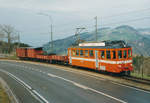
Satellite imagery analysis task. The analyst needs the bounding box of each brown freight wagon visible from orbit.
[26,47,43,59]
[16,48,27,59]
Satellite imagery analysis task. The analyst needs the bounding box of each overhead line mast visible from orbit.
[95,16,98,42]
[50,22,53,53]
[18,33,20,48]
[75,27,86,44]
[37,13,53,53]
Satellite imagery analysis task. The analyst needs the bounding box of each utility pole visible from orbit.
[75,27,86,44]
[7,32,11,54]
[95,16,98,42]
[38,13,53,53]
[18,33,20,48]
[50,23,53,53]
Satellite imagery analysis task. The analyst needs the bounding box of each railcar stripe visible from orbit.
[70,57,132,64]
[71,57,96,61]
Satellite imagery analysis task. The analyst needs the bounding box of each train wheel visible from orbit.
[121,71,131,76]
[127,71,131,76]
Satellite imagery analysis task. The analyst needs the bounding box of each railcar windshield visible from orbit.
[124,50,127,58]
[117,48,131,59]
[128,49,132,57]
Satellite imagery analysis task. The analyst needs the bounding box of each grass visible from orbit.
[0,84,10,103]
[7,54,18,60]
[0,53,18,60]
[131,72,150,80]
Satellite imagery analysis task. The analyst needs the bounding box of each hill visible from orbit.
[43,25,150,56]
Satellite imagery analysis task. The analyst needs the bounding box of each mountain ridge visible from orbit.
[43,25,150,56]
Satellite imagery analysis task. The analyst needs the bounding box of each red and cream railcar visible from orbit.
[68,41,133,74]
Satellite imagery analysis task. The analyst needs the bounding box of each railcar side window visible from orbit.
[101,51,105,59]
[76,50,79,56]
[85,50,88,57]
[72,50,76,56]
[106,50,111,59]
[112,51,116,59]
[80,50,84,56]
[89,50,94,57]
[128,49,131,57]
[118,50,122,59]
[124,50,127,58]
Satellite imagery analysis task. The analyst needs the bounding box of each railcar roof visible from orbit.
[70,45,131,49]
[70,40,131,49]
[17,47,43,50]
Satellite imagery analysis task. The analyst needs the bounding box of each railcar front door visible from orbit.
[95,50,99,69]
[69,49,72,64]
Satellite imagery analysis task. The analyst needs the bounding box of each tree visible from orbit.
[0,24,18,53]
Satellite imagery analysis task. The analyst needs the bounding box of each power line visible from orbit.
[35,8,150,32]
[102,16,150,26]
[67,7,150,29]
[34,16,150,39]
[102,8,150,19]
[35,8,150,40]
[82,16,150,29]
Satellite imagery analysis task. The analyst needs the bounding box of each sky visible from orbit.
[0,0,150,46]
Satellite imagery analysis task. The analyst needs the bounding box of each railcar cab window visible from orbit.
[106,50,111,59]
[76,50,79,56]
[112,50,116,59]
[84,50,88,57]
[101,50,105,59]
[124,50,127,58]
[80,50,84,56]
[118,50,122,59]
[89,50,94,57]
[128,49,131,58]
[72,50,76,56]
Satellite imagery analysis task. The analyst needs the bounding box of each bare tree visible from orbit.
[0,24,18,53]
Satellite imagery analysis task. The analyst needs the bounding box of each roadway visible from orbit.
[0,60,150,103]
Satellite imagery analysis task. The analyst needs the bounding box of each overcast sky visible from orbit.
[0,0,150,46]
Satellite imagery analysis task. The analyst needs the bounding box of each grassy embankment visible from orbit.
[132,56,150,80]
[0,52,18,60]
[0,83,10,103]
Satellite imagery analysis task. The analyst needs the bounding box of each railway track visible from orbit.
[122,76,150,85]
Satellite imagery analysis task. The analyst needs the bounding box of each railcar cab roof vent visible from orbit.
[102,40,129,48]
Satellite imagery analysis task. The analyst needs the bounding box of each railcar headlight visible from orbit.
[118,65,121,67]
[130,64,133,66]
